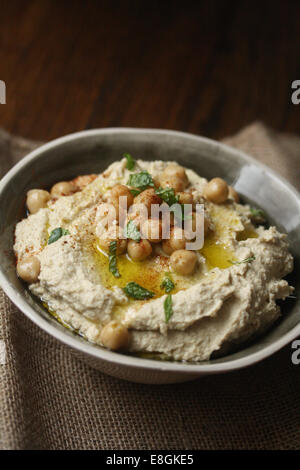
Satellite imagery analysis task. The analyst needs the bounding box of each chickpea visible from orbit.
[153,176,161,188]
[72,174,97,190]
[100,321,129,351]
[176,192,194,205]
[17,256,40,283]
[160,175,186,193]
[26,189,50,214]
[127,239,152,261]
[228,186,239,203]
[170,250,197,275]
[141,218,162,243]
[107,185,134,227]
[162,240,173,256]
[163,164,188,180]
[133,188,161,215]
[203,177,229,204]
[110,184,134,208]
[162,227,187,255]
[97,225,127,254]
[50,181,77,198]
[159,164,189,192]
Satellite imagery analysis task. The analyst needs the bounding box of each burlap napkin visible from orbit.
[0,123,299,450]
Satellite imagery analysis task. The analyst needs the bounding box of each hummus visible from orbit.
[14,157,294,361]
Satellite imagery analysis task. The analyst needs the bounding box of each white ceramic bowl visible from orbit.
[0,128,299,383]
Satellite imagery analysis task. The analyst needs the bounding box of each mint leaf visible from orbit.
[130,188,142,197]
[160,275,175,293]
[48,227,70,244]
[109,241,121,278]
[127,171,154,191]
[231,256,256,265]
[164,294,173,323]
[123,282,154,300]
[155,187,179,206]
[250,207,265,219]
[125,220,141,242]
[124,152,135,170]
[154,187,193,222]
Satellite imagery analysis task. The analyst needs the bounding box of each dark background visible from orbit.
[0,0,299,141]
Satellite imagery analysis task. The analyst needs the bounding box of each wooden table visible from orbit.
[0,0,299,142]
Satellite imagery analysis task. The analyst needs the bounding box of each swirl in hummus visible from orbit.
[14,156,294,361]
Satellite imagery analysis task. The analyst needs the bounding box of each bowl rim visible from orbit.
[0,126,299,376]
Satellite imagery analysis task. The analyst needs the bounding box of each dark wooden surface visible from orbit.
[0,0,299,142]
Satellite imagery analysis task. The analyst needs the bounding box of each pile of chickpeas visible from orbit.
[98,166,240,352]
[16,163,239,352]
[97,164,238,277]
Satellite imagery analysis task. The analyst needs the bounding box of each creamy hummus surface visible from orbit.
[14,156,294,361]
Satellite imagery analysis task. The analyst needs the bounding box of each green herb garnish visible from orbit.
[48,227,70,244]
[155,187,179,206]
[231,256,256,265]
[125,220,141,242]
[109,241,121,278]
[130,188,142,197]
[127,171,154,191]
[164,294,173,323]
[124,152,135,170]
[154,186,192,222]
[250,207,265,219]
[160,275,175,293]
[123,282,155,300]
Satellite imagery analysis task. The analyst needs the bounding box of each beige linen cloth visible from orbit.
[0,122,299,450]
